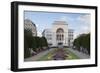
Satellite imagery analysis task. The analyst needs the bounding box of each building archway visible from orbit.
[56,28,64,47]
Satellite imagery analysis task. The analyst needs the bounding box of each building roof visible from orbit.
[53,21,68,25]
[24,19,36,27]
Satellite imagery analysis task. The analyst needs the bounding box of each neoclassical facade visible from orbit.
[24,19,37,36]
[42,21,73,47]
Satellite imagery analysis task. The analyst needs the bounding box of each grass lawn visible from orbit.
[37,48,57,61]
[64,48,79,59]
[37,48,79,61]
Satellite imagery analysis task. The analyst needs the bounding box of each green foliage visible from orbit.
[31,37,37,50]
[73,33,90,55]
[31,37,48,50]
[24,29,33,58]
[24,29,48,58]
[24,29,33,47]
[24,39,31,58]
[41,37,48,47]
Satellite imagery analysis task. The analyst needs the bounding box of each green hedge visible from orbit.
[73,33,90,55]
[24,29,48,58]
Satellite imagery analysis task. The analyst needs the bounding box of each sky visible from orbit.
[24,11,90,39]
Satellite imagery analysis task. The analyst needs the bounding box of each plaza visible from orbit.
[24,48,90,61]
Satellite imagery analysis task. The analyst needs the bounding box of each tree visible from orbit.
[24,29,49,58]
[73,33,90,55]
[24,29,33,58]
[31,37,48,52]
[31,37,37,51]
[41,37,48,47]
[24,29,33,48]
[24,37,31,58]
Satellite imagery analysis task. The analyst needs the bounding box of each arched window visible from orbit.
[56,28,64,33]
[56,28,64,41]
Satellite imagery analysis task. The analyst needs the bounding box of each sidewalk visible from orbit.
[24,48,55,61]
[66,48,90,59]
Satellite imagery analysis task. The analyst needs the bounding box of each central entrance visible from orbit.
[58,42,63,48]
[56,28,64,48]
[58,42,63,45]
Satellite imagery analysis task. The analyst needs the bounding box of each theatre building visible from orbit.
[42,21,73,47]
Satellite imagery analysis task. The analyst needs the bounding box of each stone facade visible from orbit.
[24,19,37,36]
[42,21,73,47]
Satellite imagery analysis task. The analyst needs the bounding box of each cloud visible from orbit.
[77,14,90,31]
[60,16,67,21]
[77,14,90,26]
[73,14,91,39]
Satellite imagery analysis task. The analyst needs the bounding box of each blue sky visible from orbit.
[24,11,90,39]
